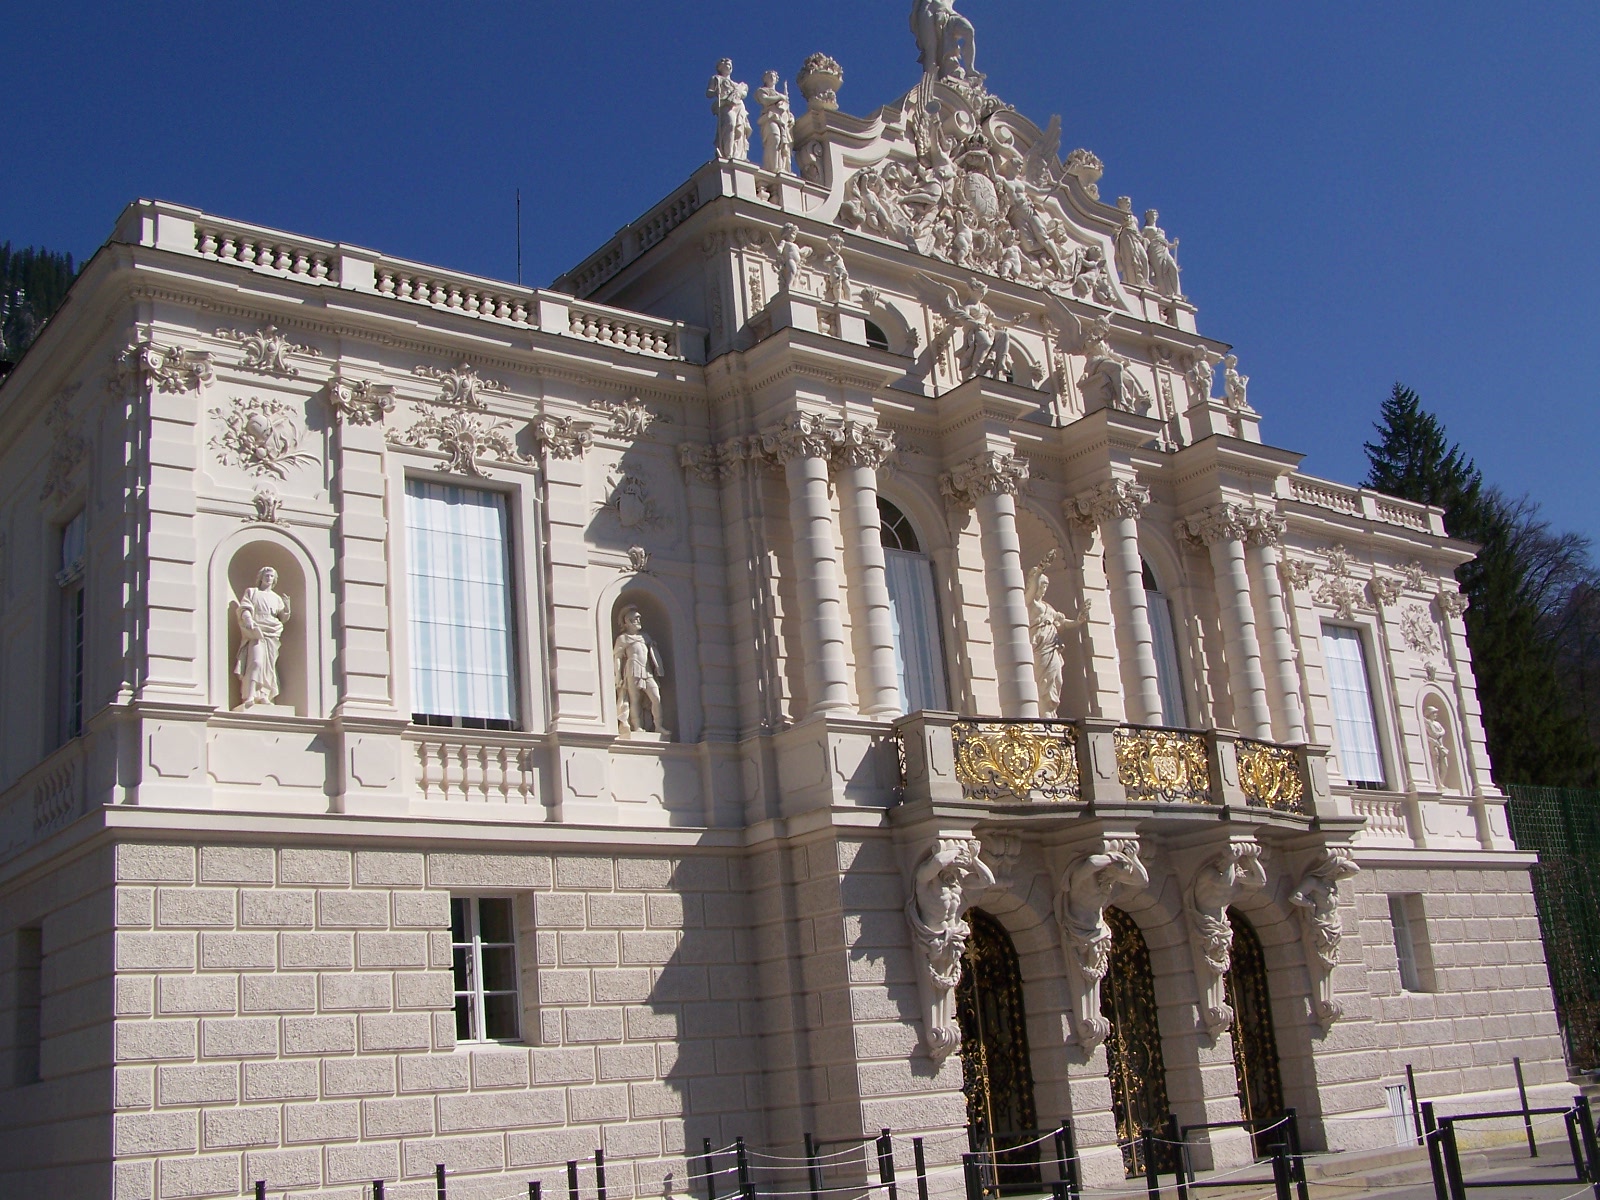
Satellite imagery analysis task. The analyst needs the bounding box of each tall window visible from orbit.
[1143,561,1187,727]
[57,512,87,742]
[405,480,517,729]
[450,897,520,1042]
[1321,624,1386,787]
[12,927,42,1085]
[1388,894,1431,992]
[880,499,948,714]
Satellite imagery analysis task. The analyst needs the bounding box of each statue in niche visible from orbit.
[234,566,290,709]
[1114,197,1150,288]
[614,606,669,740]
[754,71,795,174]
[1424,704,1452,789]
[1142,210,1182,299]
[707,59,752,162]
[818,234,851,305]
[1222,354,1252,411]
[1026,552,1088,717]
[910,0,977,82]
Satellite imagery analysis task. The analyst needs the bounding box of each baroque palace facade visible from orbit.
[0,10,1567,1198]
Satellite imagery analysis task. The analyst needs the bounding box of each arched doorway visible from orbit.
[1102,907,1175,1177]
[956,910,1040,1191]
[1225,909,1286,1156]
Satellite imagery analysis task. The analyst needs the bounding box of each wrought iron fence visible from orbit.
[951,720,1080,803]
[1114,726,1213,806]
[1236,740,1309,815]
[1506,785,1600,1073]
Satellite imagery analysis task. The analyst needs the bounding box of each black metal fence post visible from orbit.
[532,1182,542,1200]
[1059,1119,1081,1200]
[1407,1063,1424,1146]
[596,1148,608,1200]
[1049,1125,1066,1200]
[704,1138,718,1200]
[1163,1114,1188,1200]
[1576,1094,1600,1197]
[736,1136,755,1200]
[568,1159,581,1200]
[805,1133,823,1200]
[1565,1110,1586,1181]
[1142,1129,1159,1200]
[1271,1151,1292,1200]
[437,1163,448,1200]
[913,1135,929,1200]
[961,1153,980,1200]
[1285,1107,1309,1200]
[1421,1102,1447,1200]
[256,1182,266,1200]
[1514,1056,1538,1157]
[374,1181,385,1200]
[1440,1120,1467,1200]
[877,1129,898,1200]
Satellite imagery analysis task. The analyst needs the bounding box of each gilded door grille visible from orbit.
[1224,909,1286,1156]
[956,910,1041,1193]
[1102,907,1175,1177]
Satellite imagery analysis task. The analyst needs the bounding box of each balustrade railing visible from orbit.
[1113,725,1214,806]
[409,731,540,807]
[951,719,1080,803]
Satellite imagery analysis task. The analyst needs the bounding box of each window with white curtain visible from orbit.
[1143,561,1188,727]
[1322,624,1386,786]
[405,480,517,729]
[880,499,948,715]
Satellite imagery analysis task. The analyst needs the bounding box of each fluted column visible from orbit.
[1069,480,1162,725]
[941,451,1038,719]
[836,422,902,718]
[1246,512,1308,743]
[1177,503,1272,740]
[763,414,852,716]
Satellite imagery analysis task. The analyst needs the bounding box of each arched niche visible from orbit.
[596,573,702,743]
[209,528,325,718]
[1015,501,1089,718]
[1417,689,1463,793]
[862,297,917,357]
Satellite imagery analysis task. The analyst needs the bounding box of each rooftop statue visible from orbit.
[707,59,752,162]
[754,71,795,174]
[911,0,977,82]
[1142,209,1182,299]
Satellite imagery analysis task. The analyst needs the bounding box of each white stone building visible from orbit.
[0,12,1567,1199]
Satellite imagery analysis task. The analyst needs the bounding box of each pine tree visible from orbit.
[1363,385,1599,787]
[0,243,77,368]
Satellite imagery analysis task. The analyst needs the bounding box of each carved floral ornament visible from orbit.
[1288,848,1360,1030]
[532,415,594,461]
[389,410,527,479]
[1400,605,1442,657]
[217,325,321,377]
[39,386,87,503]
[209,397,320,480]
[904,836,994,1062]
[939,449,1028,507]
[1065,477,1149,529]
[590,396,655,440]
[413,361,507,409]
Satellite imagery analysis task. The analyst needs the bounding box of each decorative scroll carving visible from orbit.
[598,464,661,530]
[1368,575,1404,607]
[532,415,594,460]
[1288,848,1360,1030]
[591,396,655,440]
[210,397,319,479]
[1055,838,1148,1050]
[1436,587,1469,618]
[952,720,1079,802]
[1401,561,1430,592]
[1065,477,1149,528]
[413,362,507,409]
[1114,727,1213,805]
[389,409,527,478]
[1280,558,1318,590]
[249,485,287,526]
[905,837,994,1062]
[1401,605,1441,657]
[117,339,214,394]
[325,373,395,426]
[1186,841,1266,1036]
[1236,741,1308,813]
[218,325,321,377]
[1313,545,1368,620]
[939,450,1027,507]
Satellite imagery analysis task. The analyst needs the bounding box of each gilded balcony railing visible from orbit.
[1113,726,1214,806]
[951,719,1080,803]
[1236,738,1310,814]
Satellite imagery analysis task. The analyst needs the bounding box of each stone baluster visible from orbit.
[762,414,853,716]
[941,451,1038,719]
[835,421,902,718]
[1177,503,1273,740]
[1245,511,1308,743]
[1069,479,1162,725]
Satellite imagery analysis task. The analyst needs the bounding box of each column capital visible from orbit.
[1175,501,1283,548]
[1065,477,1150,529]
[835,420,896,470]
[759,411,842,464]
[939,450,1029,508]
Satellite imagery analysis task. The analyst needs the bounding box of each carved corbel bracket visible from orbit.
[1183,838,1267,1038]
[1053,835,1149,1052]
[1288,847,1360,1031]
[903,836,994,1062]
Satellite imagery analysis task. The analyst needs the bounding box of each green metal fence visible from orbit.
[1507,785,1600,1073]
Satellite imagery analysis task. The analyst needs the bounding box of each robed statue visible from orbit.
[910,0,977,81]
[235,566,290,709]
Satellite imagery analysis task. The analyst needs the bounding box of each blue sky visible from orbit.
[7,2,1595,544]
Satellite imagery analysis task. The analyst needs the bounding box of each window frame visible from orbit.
[55,511,87,743]
[1320,622,1389,789]
[450,895,522,1044]
[1141,559,1189,729]
[402,477,522,730]
[1388,893,1432,993]
[878,497,950,715]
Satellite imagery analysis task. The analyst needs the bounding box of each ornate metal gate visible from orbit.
[956,909,1041,1190]
[1102,906,1175,1177]
[1224,909,1285,1156]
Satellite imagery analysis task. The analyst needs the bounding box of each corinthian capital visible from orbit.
[760,412,842,464]
[939,450,1029,507]
[835,421,896,470]
[1175,502,1255,548]
[1066,478,1150,528]
[1246,509,1287,548]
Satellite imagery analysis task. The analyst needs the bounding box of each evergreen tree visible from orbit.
[1364,384,1600,787]
[0,243,77,369]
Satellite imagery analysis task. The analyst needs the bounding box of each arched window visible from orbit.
[864,320,890,352]
[879,498,948,714]
[1142,560,1187,727]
